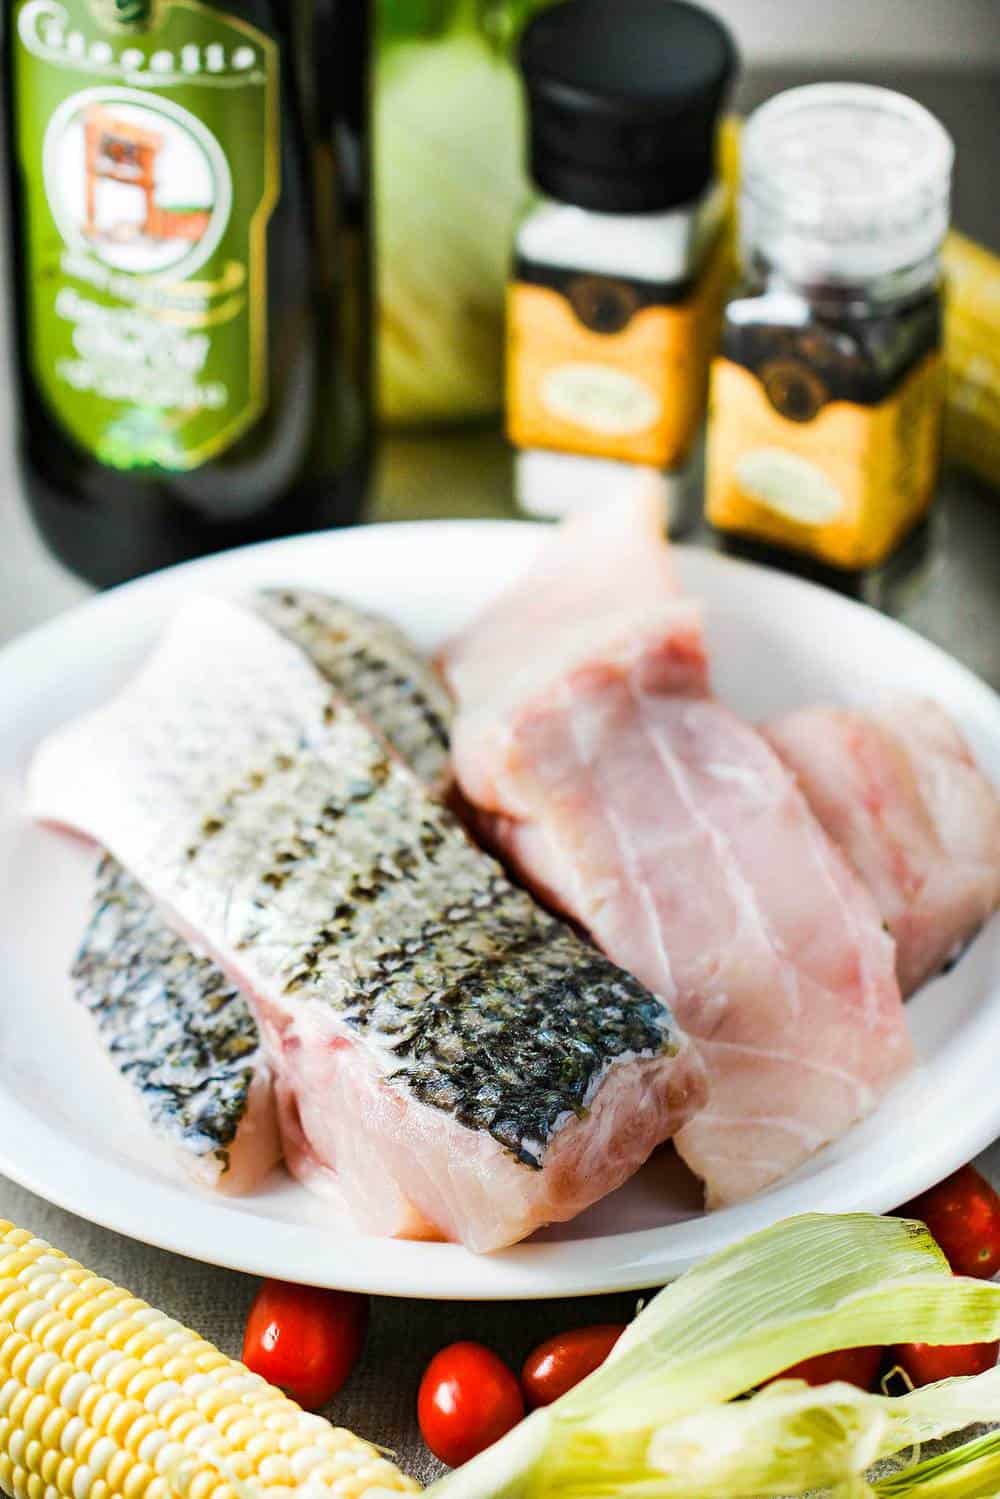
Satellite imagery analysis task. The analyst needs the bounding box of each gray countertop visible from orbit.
[1,64,999,1490]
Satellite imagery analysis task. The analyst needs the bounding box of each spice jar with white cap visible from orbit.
[706,84,954,571]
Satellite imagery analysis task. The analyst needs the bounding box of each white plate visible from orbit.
[1,521,999,1300]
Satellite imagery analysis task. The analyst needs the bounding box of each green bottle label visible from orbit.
[13,0,279,470]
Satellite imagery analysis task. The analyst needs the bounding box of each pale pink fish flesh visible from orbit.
[30,598,705,1253]
[481,680,912,1207]
[440,498,911,1208]
[441,489,710,816]
[765,699,1000,996]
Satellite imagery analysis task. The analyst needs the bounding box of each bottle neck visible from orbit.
[743,245,942,318]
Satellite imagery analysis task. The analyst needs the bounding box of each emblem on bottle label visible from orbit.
[85,0,160,31]
[14,0,279,470]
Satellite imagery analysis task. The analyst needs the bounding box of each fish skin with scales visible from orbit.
[254,588,454,789]
[72,855,275,1191]
[70,589,457,1192]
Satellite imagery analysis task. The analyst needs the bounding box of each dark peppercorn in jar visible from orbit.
[706,84,954,571]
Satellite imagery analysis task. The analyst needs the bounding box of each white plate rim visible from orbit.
[1,518,998,1300]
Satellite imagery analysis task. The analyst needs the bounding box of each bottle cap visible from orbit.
[519,0,737,214]
[741,84,954,286]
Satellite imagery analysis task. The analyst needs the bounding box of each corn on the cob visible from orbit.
[0,1221,419,1499]
[941,230,1000,490]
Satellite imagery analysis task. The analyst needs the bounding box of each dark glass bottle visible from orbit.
[2,0,370,586]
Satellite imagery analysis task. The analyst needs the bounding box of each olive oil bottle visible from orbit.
[2,0,370,585]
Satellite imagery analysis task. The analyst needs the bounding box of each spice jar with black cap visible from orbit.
[706,84,954,571]
[508,0,737,526]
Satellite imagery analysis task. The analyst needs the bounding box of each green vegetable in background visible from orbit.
[374,0,557,427]
[427,1213,1000,1499]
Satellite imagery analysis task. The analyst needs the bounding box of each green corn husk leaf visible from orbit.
[427,1213,1000,1499]
[876,1430,1000,1499]
[638,1370,1000,1498]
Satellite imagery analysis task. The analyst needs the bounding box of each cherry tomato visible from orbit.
[242,1279,369,1410]
[891,1341,1000,1387]
[900,1166,1000,1279]
[418,1341,525,1467]
[521,1324,626,1408]
[771,1346,884,1391]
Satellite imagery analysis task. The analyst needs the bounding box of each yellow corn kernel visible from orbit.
[0,1223,419,1499]
[941,230,1000,489]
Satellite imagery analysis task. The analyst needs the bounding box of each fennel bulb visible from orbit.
[375,2,549,426]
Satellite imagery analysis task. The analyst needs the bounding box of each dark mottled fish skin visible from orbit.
[72,590,456,1180]
[72,856,258,1175]
[254,589,453,788]
[178,680,680,1170]
[384,923,674,1166]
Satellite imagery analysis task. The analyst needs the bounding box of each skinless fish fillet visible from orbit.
[765,699,1000,996]
[483,682,912,1207]
[443,490,710,815]
[440,498,912,1208]
[31,598,705,1252]
[71,590,457,1195]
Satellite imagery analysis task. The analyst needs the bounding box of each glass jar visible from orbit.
[706,84,954,572]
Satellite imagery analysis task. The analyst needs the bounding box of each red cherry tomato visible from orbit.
[892,1341,1000,1387]
[242,1279,369,1410]
[521,1324,626,1408]
[771,1346,884,1391]
[418,1341,525,1467]
[900,1166,1000,1279]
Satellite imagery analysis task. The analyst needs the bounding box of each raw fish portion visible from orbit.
[476,680,911,1207]
[74,856,280,1193]
[441,490,709,814]
[766,699,1000,995]
[255,588,453,790]
[32,599,705,1252]
[440,500,911,1207]
[72,590,456,1195]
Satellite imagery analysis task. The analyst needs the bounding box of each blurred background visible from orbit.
[1,0,998,660]
[669,1,1000,67]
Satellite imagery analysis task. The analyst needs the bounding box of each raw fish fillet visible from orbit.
[74,856,280,1194]
[71,591,457,1196]
[441,499,912,1207]
[32,599,705,1252]
[255,589,454,791]
[442,490,710,814]
[482,682,912,1207]
[766,699,1000,995]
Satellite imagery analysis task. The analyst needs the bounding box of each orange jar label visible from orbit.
[506,237,730,470]
[705,351,944,569]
